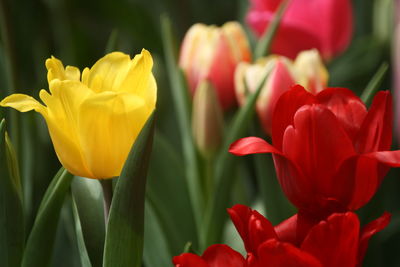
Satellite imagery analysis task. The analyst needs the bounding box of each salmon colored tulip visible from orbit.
[1,50,157,179]
[235,50,327,134]
[179,22,252,110]
[247,0,353,60]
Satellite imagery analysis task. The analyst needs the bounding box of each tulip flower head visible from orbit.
[179,22,251,110]
[173,204,390,267]
[247,0,353,60]
[1,50,157,179]
[235,50,328,135]
[230,86,400,216]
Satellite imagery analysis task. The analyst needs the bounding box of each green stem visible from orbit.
[101,179,113,223]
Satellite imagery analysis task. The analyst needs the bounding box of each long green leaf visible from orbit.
[103,112,155,267]
[202,74,268,248]
[22,167,73,267]
[0,119,24,267]
[254,0,291,59]
[71,178,105,267]
[72,197,93,267]
[360,62,389,105]
[160,14,203,237]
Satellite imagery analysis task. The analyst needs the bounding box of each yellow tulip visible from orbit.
[0,49,157,179]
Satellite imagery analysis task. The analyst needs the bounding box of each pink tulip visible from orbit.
[247,0,353,60]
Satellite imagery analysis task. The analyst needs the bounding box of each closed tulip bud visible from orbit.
[179,22,251,110]
[294,49,328,94]
[235,56,296,134]
[1,50,157,179]
[192,80,224,158]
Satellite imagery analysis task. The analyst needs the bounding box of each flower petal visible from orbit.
[256,239,322,267]
[271,85,316,150]
[0,93,46,115]
[282,104,355,200]
[316,88,367,140]
[77,91,150,178]
[358,212,391,265]
[202,244,246,267]
[46,56,80,83]
[173,253,209,267]
[354,91,392,153]
[301,212,359,267]
[229,137,282,156]
[227,204,277,254]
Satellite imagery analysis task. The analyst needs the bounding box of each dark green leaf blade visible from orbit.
[360,62,389,105]
[103,112,155,267]
[0,119,24,267]
[71,178,105,267]
[21,167,73,267]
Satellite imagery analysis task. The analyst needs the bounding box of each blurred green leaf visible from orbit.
[105,29,119,53]
[361,62,389,105]
[103,112,155,267]
[254,0,290,59]
[22,167,73,267]
[71,178,105,267]
[143,202,172,267]
[0,119,24,267]
[147,131,198,254]
[202,73,268,248]
[160,14,203,235]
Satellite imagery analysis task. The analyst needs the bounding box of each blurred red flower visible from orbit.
[246,0,353,60]
[230,86,400,216]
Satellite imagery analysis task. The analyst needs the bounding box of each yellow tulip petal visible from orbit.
[77,91,150,179]
[40,80,93,177]
[119,49,157,110]
[46,56,81,83]
[82,52,132,93]
[0,94,46,115]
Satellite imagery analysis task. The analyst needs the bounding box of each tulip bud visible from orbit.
[179,22,251,110]
[235,57,295,135]
[192,80,224,158]
[293,49,328,94]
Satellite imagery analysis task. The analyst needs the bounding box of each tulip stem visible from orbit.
[101,179,113,222]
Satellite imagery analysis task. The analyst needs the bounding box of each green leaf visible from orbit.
[103,112,155,267]
[360,62,389,106]
[254,0,290,59]
[160,14,203,236]
[22,167,73,267]
[0,119,24,267]
[142,202,172,267]
[202,73,268,248]
[71,197,93,267]
[71,178,105,267]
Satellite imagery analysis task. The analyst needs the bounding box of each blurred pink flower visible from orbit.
[247,0,353,60]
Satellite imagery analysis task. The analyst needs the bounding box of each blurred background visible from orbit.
[0,0,398,266]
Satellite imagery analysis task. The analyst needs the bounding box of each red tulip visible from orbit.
[179,22,252,110]
[173,204,390,267]
[230,86,400,216]
[247,0,353,60]
[172,244,246,267]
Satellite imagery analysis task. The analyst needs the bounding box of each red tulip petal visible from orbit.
[365,150,400,167]
[272,85,316,150]
[274,214,298,244]
[229,137,283,156]
[256,239,322,267]
[358,212,391,265]
[316,88,367,140]
[301,212,360,267]
[202,244,246,267]
[228,204,277,254]
[354,91,392,153]
[282,104,355,199]
[173,253,209,267]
